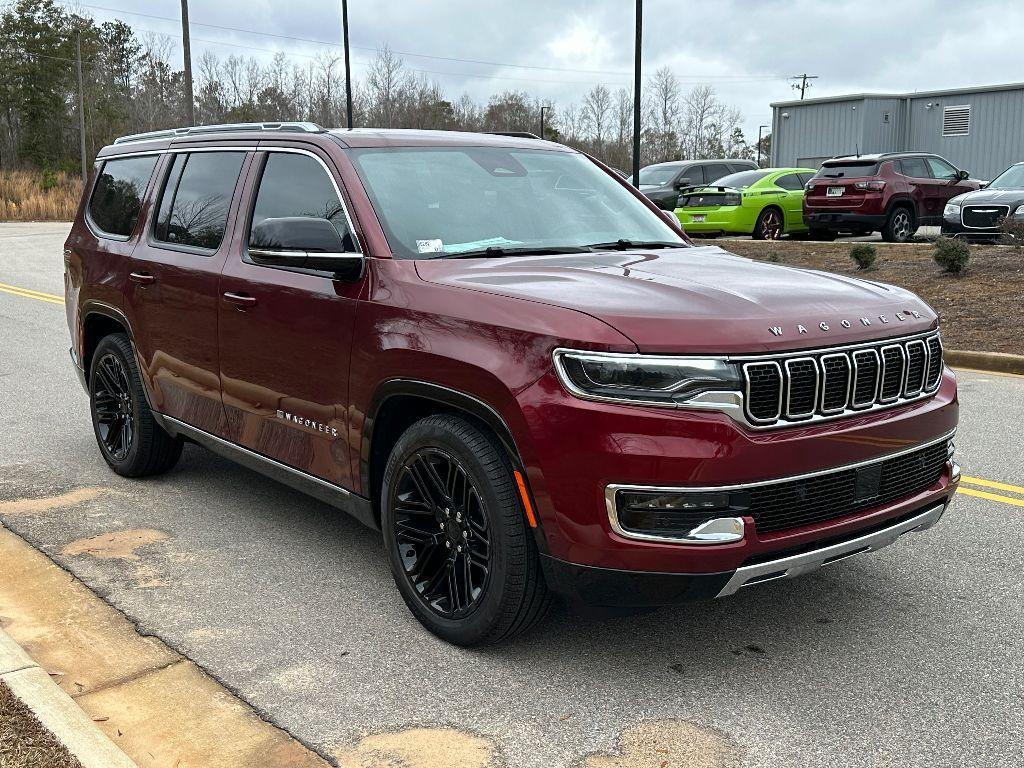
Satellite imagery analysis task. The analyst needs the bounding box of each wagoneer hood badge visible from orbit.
[415,246,937,354]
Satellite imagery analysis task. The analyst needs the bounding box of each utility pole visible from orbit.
[757,124,768,167]
[341,0,354,128]
[539,105,550,139]
[180,0,195,125]
[790,73,818,100]
[76,33,87,182]
[631,0,642,186]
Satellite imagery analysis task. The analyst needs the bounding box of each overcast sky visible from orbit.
[76,0,1024,137]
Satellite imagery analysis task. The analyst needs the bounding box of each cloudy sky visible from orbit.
[77,0,1024,137]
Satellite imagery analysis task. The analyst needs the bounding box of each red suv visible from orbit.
[804,153,980,242]
[65,123,960,645]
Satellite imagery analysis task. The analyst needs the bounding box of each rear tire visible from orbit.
[381,414,551,646]
[753,207,784,240]
[89,334,182,477]
[881,206,915,243]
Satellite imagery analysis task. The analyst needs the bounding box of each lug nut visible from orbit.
[445,541,451,548]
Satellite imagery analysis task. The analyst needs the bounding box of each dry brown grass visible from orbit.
[0,170,81,222]
[0,681,84,768]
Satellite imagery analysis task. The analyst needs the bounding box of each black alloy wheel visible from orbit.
[392,447,491,618]
[381,414,551,645]
[88,333,182,477]
[92,351,135,461]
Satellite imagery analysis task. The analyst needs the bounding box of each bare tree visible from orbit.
[582,84,612,153]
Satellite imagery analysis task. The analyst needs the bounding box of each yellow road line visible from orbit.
[960,475,1024,496]
[957,486,1024,508]
[0,281,65,305]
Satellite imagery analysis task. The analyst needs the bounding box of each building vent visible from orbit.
[942,105,971,137]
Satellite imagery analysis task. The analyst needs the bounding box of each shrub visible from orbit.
[933,237,970,274]
[849,243,877,270]
[999,215,1024,249]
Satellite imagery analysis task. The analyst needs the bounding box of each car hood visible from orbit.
[949,188,1024,206]
[414,246,938,354]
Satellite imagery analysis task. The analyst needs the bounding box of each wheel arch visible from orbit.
[362,380,525,526]
[886,196,917,218]
[81,303,132,375]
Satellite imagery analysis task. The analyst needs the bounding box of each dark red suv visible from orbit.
[65,123,960,645]
[804,153,980,241]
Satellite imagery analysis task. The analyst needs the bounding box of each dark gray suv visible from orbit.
[630,159,759,209]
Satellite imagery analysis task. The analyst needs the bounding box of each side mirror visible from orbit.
[249,217,363,280]
[673,178,691,190]
[662,209,681,229]
[956,169,970,181]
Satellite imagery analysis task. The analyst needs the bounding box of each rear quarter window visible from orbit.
[88,155,159,237]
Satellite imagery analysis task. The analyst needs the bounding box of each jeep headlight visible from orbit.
[943,202,961,218]
[553,350,741,405]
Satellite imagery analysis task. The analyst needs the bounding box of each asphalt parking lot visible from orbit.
[1,222,1022,767]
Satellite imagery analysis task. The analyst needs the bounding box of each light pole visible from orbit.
[180,0,194,125]
[757,124,768,167]
[341,0,353,128]
[631,0,642,186]
[539,105,551,139]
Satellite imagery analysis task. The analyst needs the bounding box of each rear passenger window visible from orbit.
[775,173,803,190]
[679,166,704,186]
[88,156,158,237]
[248,152,356,250]
[900,157,931,179]
[154,152,245,251]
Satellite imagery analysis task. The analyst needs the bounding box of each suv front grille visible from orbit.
[962,205,1008,229]
[748,439,950,533]
[740,332,942,428]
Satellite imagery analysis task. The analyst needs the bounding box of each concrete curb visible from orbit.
[0,627,138,768]
[946,349,1024,376]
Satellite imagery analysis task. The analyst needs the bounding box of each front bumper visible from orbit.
[940,218,1003,241]
[543,495,953,607]
[804,210,887,231]
[70,347,88,394]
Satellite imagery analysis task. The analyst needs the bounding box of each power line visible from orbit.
[790,73,818,99]
[70,2,788,82]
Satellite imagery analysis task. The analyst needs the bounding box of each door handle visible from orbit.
[129,271,156,286]
[223,291,257,309]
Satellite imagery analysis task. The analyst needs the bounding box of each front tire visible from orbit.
[381,414,551,646]
[753,207,784,240]
[89,334,182,477]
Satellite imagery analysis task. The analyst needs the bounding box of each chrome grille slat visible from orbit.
[741,332,942,428]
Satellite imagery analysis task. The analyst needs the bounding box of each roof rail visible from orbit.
[113,121,325,145]
[485,131,542,140]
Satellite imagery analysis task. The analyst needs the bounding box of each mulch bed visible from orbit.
[699,238,1023,355]
[0,681,83,768]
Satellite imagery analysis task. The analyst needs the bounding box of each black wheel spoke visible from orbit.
[390,446,492,619]
[92,352,134,461]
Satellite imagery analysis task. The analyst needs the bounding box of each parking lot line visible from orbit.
[957,487,1024,508]
[0,281,64,305]
[960,475,1024,496]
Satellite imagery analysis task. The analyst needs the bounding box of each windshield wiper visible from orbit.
[436,245,593,259]
[585,239,685,251]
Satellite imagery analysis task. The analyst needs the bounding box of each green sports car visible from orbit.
[674,167,818,239]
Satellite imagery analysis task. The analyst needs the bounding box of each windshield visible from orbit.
[348,147,684,259]
[816,162,879,179]
[636,166,679,186]
[987,163,1024,190]
[706,170,770,189]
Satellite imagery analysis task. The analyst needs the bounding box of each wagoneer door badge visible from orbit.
[769,311,922,337]
[277,409,339,437]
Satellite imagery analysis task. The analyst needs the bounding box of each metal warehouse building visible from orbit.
[770,82,1024,180]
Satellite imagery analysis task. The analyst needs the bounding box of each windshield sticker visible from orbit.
[416,239,444,254]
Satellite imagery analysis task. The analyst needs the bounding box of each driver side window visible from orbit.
[249,152,357,251]
[926,157,958,180]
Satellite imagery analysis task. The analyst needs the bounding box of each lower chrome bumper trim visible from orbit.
[716,501,948,597]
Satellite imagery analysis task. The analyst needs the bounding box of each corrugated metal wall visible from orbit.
[773,86,1024,179]
[905,90,1024,179]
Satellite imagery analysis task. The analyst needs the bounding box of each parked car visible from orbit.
[66,123,959,646]
[674,167,817,239]
[630,159,758,210]
[942,161,1024,241]
[804,152,981,242]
